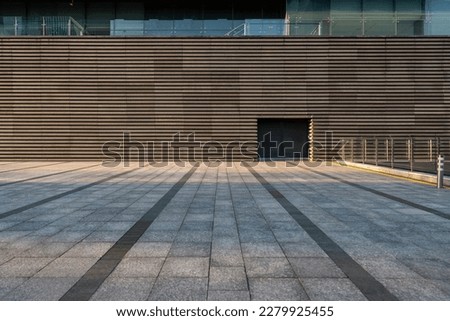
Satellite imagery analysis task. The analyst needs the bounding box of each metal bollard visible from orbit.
[437,155,445,189]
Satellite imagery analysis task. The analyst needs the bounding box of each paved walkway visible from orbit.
[0,161,449,301]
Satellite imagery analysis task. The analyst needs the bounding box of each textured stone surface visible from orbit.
[209,267,248,291]
[148,277,208,301]
[207,291,250,301]
[159,257,209,278]
[301,278,367,301]
[91,277,155,301]
[0,162,449,301]
[249,278,309,301]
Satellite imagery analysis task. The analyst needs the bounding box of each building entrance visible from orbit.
[257,119,309,160]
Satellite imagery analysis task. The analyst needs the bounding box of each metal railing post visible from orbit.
[68,18,71,36]
[390,137,394,169]
[363,138,365,163]
[343,139,347,161]
[375,137,379,166]
[14,17,19,36]
[42,17,46,36]
[437,137,441,158]
[437,155,445,189]
[429,139,433,161]
[350,138,355,163]
[385,138,389,161]
[435,137,441,173]
[409,136,414,172]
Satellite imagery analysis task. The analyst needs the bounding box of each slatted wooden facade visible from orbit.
[0,37,449,161]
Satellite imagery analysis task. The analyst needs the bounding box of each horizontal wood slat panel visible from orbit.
[0,37,449,161]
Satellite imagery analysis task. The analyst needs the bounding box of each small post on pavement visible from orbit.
[437,155,445,189]
[409,136,414,172]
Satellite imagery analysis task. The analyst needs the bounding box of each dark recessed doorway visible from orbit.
[257,119,309,160]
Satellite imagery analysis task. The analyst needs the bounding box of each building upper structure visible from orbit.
[1,0,449,36]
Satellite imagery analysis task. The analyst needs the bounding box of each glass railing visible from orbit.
[1,14,450,37]
[0,16,84,36]
[109,19,288,36]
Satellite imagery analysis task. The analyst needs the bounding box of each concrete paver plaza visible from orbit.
[0,161,449,301]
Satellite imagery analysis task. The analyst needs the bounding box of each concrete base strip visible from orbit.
[59,164,199,301]
[342,161,450,188]
[0,163,101,188]
[246,165,398,301]
[0,167,143,220]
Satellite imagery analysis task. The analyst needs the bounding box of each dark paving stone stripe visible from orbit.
[0,167,143,220]
[59,164,199,301]
[294,163,450,221]
[245,165,398,301]
[0,162,67,174]
[0,163,101,188]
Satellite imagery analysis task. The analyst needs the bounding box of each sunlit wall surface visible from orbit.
[0,0,449,36]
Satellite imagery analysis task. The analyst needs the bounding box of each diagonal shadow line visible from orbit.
[244,163,398,301]
[290,162,450,221]
[0,163,101,188]
[0,162,68,174]
[59,163,200,301]
[0,166,144,220]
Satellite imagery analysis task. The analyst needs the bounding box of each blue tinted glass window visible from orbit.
[426,0,450,35]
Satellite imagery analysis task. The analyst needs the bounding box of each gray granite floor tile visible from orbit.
[159,257,209,278]
[111,258,165,278]
[175,231,213,243]
[241,242,285,258]
[431,280,450,296]
[357,258,420,279]
[0,258,54,278]
[280,242,328,258]
[19,242,75,258]
[207,290,250,301]
[168,242,211,257]
[140,231,178,242]
[61,242,113,258]
[35,257,98,277]
[0,278,28,298]
[399,258,450,280]
[2,277,78,301]
[211,249,244,267]
[209,266,248,291]
[249,278,309,301]
[289,257,347,278]
[381,278,450,301]
[244,257,295,278]
[91,277,155,301]
[148,277,208,301]
[300,278,367,301]
[125,242,172,258]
